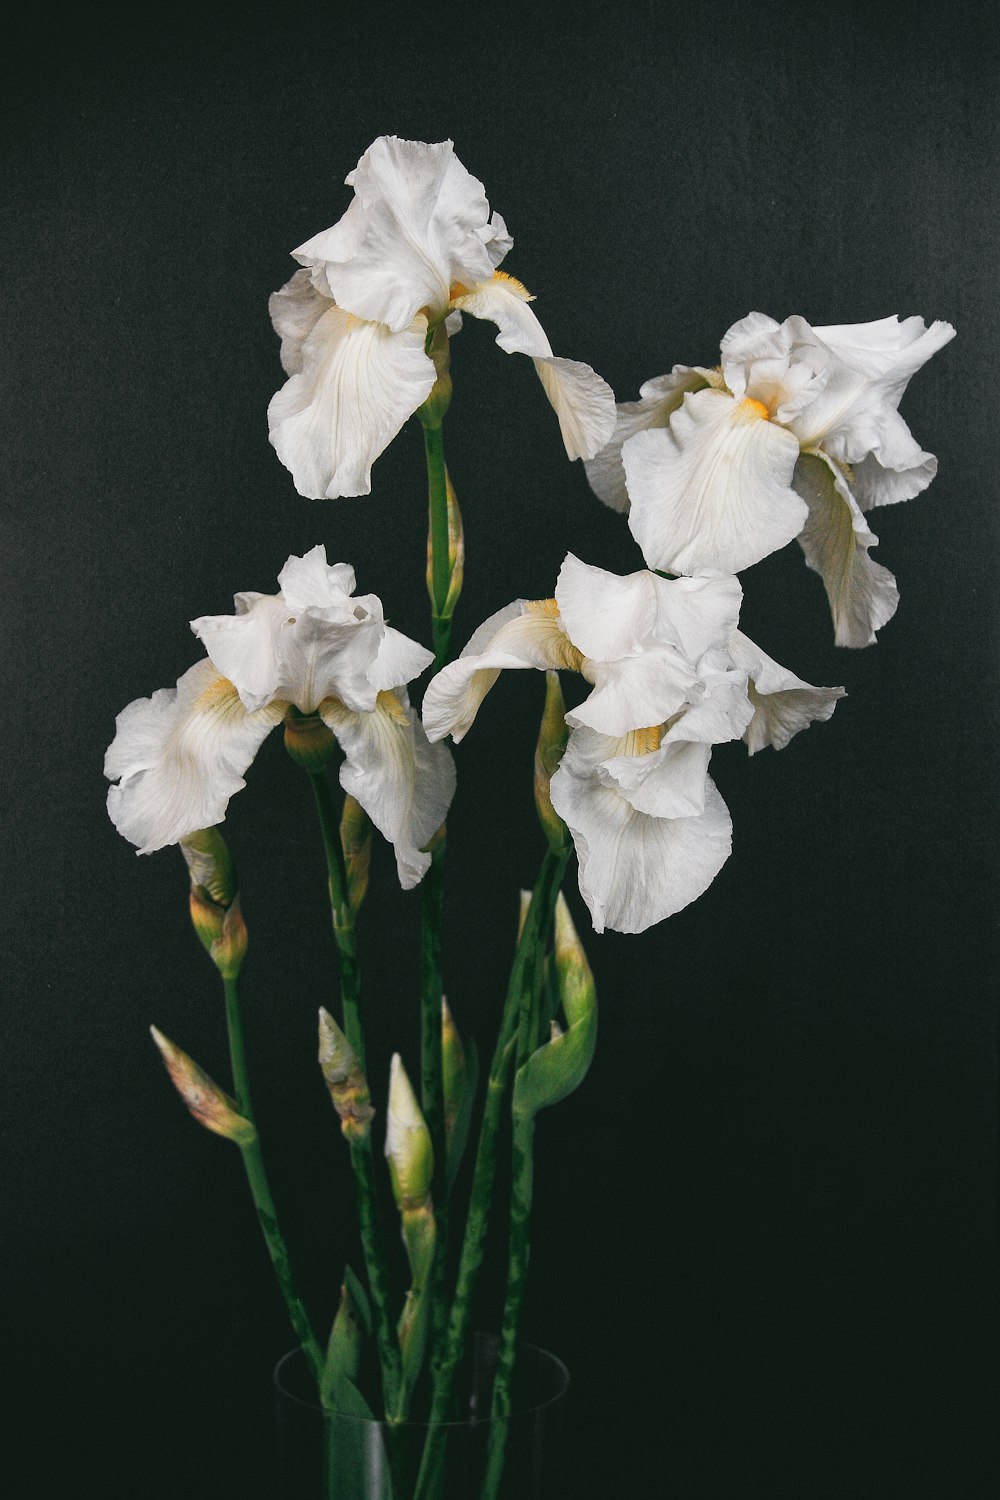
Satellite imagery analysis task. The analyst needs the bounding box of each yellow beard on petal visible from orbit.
[620,723,665,758]
[736,397,771,423]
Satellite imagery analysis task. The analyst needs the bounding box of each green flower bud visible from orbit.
[425,469,464,621]
[283,706,338,773]
[512,894,597,1120]
[339,796,372,917]
[384,1054,433,1213]
[150,1025,255,1146]
[318,1009,375,1144]
[179,829,247,979]
[534,671,570,854]
[441,997,466,1142]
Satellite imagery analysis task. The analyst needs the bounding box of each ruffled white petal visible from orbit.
[664,665,754,746]
[267,305,435,499]
[792,452,899,648]
[421,602,581,744]
[269,269,331,377]
[571,647,700,737]
[368,627,434,693]
[550,728,733,934]
[624,388,805,575]
[599,736,712,819]
[105,660,284,854]
[454,274,616,460]
[321,689,456,890]
[851,444,937,510]
[651,574,744,662]
[304,137,499,332]
[554,554,658,661]
[728,630,845,752]
[277,548,358,612]
[583,367,712,513]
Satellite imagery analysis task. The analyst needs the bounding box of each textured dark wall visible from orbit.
[3,2,997,1496]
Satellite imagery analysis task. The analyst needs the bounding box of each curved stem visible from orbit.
[308,768,402,1412]
[413,845,569,1500]
[223,976,325,1384]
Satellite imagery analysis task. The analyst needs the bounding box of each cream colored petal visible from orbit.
[792,452,899,648]
[624,388,805,576]
[105,660,284,854]
[728,630,845,752]
[267,306,435,499]
[269,268,332,377]
[421,602,581,744]
[321,688,456,890]
[455,274,616,460]
[550,729,732,935]
[584,367,712,513]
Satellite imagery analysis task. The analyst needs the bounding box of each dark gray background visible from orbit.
[3,2,997,1496]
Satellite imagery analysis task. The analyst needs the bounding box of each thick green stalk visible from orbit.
[413,846,569,1500]
[420,837,447,1187]
[308,769,402,1411]
[222,976,325,1385]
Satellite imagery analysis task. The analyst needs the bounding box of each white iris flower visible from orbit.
[268,136,616,499]
[105,547,456,888]
[586,313,955,647]
[422,555,843,934]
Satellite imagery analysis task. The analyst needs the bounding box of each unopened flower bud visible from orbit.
[385,1054,433,1212]
[512,894,597,1120]
[534,671,570,853]
[339,796,372,917]
[554,892,597,1028]
[516,888,532,941]
[318,1009,375,1144]
[150,1025,255,1146]
[180,828,247,979]
[425,470,464,620]
[284,707,338,773]
[441,998,467,1142]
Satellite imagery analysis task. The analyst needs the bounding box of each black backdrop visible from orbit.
[3,3,997,1496]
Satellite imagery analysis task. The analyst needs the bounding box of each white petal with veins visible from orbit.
[728,630,845,752]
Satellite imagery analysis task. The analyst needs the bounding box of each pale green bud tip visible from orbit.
[385,1054,433,1210]
[318,1008,374,1141]
[441,998,467,1137]
[535,672,570,852]
[339,796,372,916]
[180,828,237,908]
[149,1025,254,1146]
[554,892,596,1026]
[516,889,532,941]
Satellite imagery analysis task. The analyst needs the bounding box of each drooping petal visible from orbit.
[421,601,582,744]
[664,665,755,746]
[269,268,332,376]
[624,388,805,575]
[554,553,658,661]
[267,305,435,499]
[301,137,500,332]
[598,735,713,819]
[583,367,712,513]
[848,408,939,510]
[793,452,899,648]
[454,273,616,460]
[105,660,284,854]
[550,727,732,934]
[728,630,845,752]
[320,689,456,890]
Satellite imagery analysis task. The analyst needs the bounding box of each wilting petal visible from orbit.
[584,367,712,513]
[624,388,805,575]
[321,689,456,889]
[454,273,616,460]
[793,452,899,648]
[302,137,499,332]
[421,601,582,743]
[105,660,284,854]
[269,269,331,376]
[268,305,435,499]
[554,554,658,661]
[550,728,732,934]
[729,630,845,752]
[571,647,701,737]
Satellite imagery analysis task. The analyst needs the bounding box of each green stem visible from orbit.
[308,769,402,1412]
[421,837,447,1189]
[423,420,453,671]
[222,976,324,1385]
[413,846,569,1500]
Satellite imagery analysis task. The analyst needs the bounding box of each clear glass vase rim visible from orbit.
[273,1336,570,1430]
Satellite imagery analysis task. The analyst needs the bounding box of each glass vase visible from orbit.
[274,1331,569,1500]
